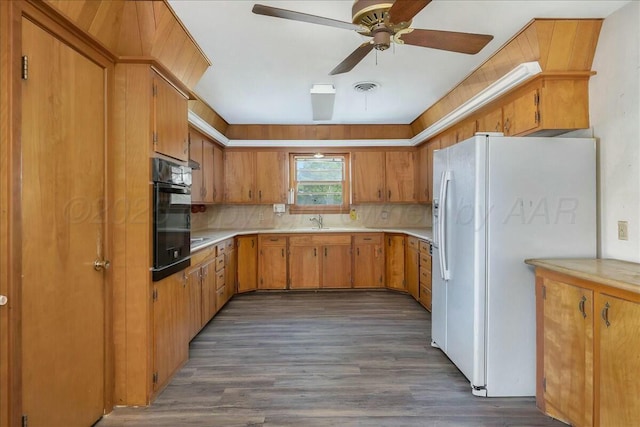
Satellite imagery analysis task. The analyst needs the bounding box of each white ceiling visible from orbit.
[169,0,629,126]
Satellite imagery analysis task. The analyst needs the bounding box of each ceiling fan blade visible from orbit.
[252,4,366,32]
[399,29,493,54]
[329,42,374,75]
[387,0,432,24]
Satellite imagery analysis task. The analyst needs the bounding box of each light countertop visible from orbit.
[191,227,433,252]
[525,258,640,295]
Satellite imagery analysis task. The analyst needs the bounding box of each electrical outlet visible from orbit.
[258,211,264,222]
[350,208,357,221]
[618,221,628,240]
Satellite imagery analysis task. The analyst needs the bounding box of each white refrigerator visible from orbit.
[431,133,596,397]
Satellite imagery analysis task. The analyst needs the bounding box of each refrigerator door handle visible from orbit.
[439,170,451,281]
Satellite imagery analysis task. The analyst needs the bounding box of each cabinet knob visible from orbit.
[94,259,111,271]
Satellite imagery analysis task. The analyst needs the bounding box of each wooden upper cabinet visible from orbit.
[255,151,287,203]
[224,151,287,204]
[352,151,385,203]
[503,87,539,136]
[417,144,429,204]
[597,293,640,427]
[385,151,416,203]
[189,128,215,204]
[476,107,503,133]
[224,151,255,203]
[153,72,188,161]
[455,119,477,143]
[212,144,224,203]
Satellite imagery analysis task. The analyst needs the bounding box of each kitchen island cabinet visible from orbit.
[527,259,640,427]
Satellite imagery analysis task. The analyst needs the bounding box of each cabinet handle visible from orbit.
[251,239,255,248]
[504,118,511,133]
[601,302,611,327]
[356,248,360,256]
[249,190,252,199]
[324,247,327,257]
[281,248,285,258]
[259,190,262,201]
[363,238,372,241]
[578,296,587,318]
[314,248,317,257]
[378,189,382,199]
[269,238,279,242]
[388,190,391,199]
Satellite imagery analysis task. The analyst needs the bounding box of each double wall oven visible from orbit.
[152,158,191,281]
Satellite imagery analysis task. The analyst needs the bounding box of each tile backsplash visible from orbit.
[191,204,431,231]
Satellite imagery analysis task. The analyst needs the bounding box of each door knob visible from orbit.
[94,259,111,271]
[0,295,7,306]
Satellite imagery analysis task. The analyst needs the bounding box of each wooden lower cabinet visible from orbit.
[533,265,640,427]
[225,239,237,302]
[418,240,432,311]
[289,242,321,289]
[353,234,384,288]
[386,234,406,290]
[258,235,288,289]
[405,236,419,299]
[322,242,352,288]
[152,271,188,392]
[288,234,352,289]
[185,265,203,341]
[200,258,217,325]
[237,235,258,293]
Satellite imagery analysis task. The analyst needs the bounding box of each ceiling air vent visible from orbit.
[353,81,379,93]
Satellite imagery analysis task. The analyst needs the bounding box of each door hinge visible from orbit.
[153,132,158,145]
[534,92,540,106]
[542,377,546,392]
[535,110,540,123]
[152,288,158,302]
[21,56,28,80]
[21,415,28,427]
[153,372,158,385]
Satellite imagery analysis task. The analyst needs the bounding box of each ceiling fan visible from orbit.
[252,0,494,75]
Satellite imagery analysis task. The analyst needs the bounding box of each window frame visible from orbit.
[288,153,350,214]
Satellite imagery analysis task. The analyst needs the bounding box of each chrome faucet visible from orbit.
[309,214,323,229]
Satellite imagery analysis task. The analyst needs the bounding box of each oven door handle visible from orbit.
[157,183,191,195]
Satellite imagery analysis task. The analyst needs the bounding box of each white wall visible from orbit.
[590,1,640,262]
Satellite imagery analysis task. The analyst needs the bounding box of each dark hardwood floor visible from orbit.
[97,291,564,427]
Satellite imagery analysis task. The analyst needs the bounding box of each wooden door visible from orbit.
[405,243,419,300]
[153,72,189,161]
[455,119,477,143]
[212,144,224,203]
[201,139,215,203]
[417,144,429,203]
[353,244,384,288]
[237,236,258,293]
[21,19,107,426]
[322,245,352,288]
[256,151,287,203]
[224,151,254,203]
[385,151,416,202]
[258,236,287,290]
[504,87,539,136]
[185,265,202,340]
[289,244,321,289]
[386,235,405,290]
[542,279,593,427]
[598,294,640,427]
[189,133,204,203]
[225,241,237,301]
[476,107,503,133]
[352,151,385,203]
[153,273,188,392]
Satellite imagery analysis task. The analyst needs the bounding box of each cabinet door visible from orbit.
[256,151,287,203]
[201,139,215,203]
[200,258,217,324]
[185,266,202,341]
[385,151,416,202]
[542,279,593,427]
[405,245,419,300]
[456,119,477,143]
[386,235,405,290]
[476,107,503,133]
[425,140,440,203]
[504,87,539,136]
[189,136,204,203]
[153,273,188,392]
[417,144,429,203]
[598,294,640,427]
[353,243,384,288]
[237,236,258,293]
[224,151,255,203]
[225,242,237,301]
[289,244,321,289]
[322,245,352,288]
[352,151,385,203]
[153,73,188,161]
[212,144,224,203]
[259,242,287,290]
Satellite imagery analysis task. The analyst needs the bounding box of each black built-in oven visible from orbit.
[152,158,191,281]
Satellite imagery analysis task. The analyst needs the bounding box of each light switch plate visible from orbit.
[618,221,629,240]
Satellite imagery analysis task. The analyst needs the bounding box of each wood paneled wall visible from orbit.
[225,124,414,140]
[188,98,229,136]
[410,19,603,135]
[42,0,210,91]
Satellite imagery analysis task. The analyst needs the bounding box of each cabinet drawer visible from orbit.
[216,269,225,289]
[407,236,419,250]
[420,254,432,271]
[419,240,430,253]
[225,238,235,251]
[354,234,382,245]
[420,267,431,288]
[419,285,432,310]
[215,255,225,272]
[260,235,287,246]
[216,285,226,308]
[216,242,226,255]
